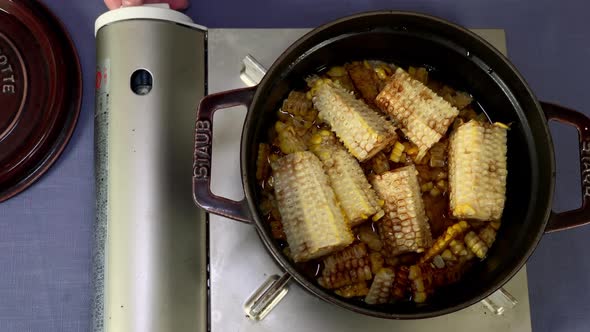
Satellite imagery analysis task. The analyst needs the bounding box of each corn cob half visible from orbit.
[312,80,397,161]
[375,68,459,160]
[371,165,433,256]
[272,151,354,262]
[318,243,373,289]
[365,268,396,305]
[309,131,384,225]
[448,120,508,220]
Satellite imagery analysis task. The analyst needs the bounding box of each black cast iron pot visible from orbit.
[192,11,590,319]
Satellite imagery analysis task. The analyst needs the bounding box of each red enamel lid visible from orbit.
[0,0,82,202]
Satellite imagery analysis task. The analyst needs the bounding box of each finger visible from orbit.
[104,0,123,9]
[121,0,144,6]
[145,0,189,9]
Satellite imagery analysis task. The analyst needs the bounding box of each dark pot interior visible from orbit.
[240,11,555,318]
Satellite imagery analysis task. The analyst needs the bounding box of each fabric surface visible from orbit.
[0,1,588,331]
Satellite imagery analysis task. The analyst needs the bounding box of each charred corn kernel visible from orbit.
[449,120,508,220]
[406,144,419,156]
[256,143,271,181]
[365,268,396,305]
[391,266,410,300]
[429,142,447,167]
[369,252,385,274]
[479,226,497,247]
[309,133,383,226]
[312,80,398,161]
[436,180,447,190]
[421,182,434,192]
[335,282,370,298]
[389,141,406,163]
[376,68,459,160]
[272,152,353,262]
[275,121,307,154]
[327,66,347,77]
[368,152,391,175]
[371,165,433,256]
[464,231,488,259]
[358,224,384,252]
[318,243,372,289]
[419,221,470,263]
[429,187,441,197]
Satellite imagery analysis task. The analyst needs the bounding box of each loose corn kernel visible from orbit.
[436,180,447,190]
[430,187,441,197]
[421,182,434,192]
[375,67,388,80]
[494,122,510,129]
[389,142,406,162]
[327,66,347,77]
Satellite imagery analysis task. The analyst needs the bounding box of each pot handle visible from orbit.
[542,102,590,232]
[192,86,257,224]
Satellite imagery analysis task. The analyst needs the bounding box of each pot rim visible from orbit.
[240,10,555,319]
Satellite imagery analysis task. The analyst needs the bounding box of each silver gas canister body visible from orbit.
[93,6,208,332]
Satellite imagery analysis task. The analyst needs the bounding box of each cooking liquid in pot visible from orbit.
[256,62,503,305]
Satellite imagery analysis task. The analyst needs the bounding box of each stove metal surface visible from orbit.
[207,28,531,332]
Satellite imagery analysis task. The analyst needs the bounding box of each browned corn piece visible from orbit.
[357,224,384,252]
[346,62,382,105]
[309,131,384,225]
[269,220,287,240]
[274,121,307,154]
[325,66,356,92]
[369,251,385,274]
[281,90,315,120]
[479,225,498,248]
[335,281,370,298]
[367,151,391,175]
[318,243,373,289]
[464,231,489,259]
[448,120,508,220]
[429,141,447,168]
[419,221,470,263]
[375,68,459,160]
[408,264,435,303]
[365,268,396,304]
[256,143,271,181]
[312,80,398,161]
[431,262,468,287]
[440,249,457,262]
[371,165,433,256]
[272,152,354,262]
[391,266,411,300]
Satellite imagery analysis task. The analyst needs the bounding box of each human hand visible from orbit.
[104,0,189,10]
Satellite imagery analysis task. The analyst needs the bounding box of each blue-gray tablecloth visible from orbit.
[1,1,588,331]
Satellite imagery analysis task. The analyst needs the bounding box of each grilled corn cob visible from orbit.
[312,80,397,161]
[371,165,433,256]
[464,231,488,259]
[448,120,508,220]
[309,131,383,225]
[375,68,459,160]
[272,151,354,262]
[419,221,470,263]
[318,243,372,289]
[391,266,411,300]
[335,282,370,298]
[365,268,396,305]
[345,62,382,105]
